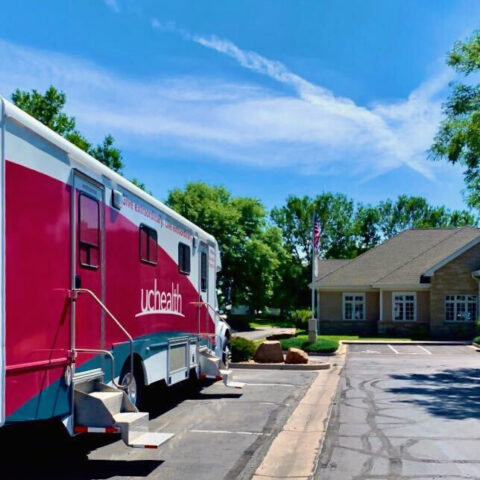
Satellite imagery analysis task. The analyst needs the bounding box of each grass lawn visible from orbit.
[280,333,413,354]
[318,335,412,342]
[249,318,294,329]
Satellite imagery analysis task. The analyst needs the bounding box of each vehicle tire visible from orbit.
[222,338,231,369]
[120,360,145,409]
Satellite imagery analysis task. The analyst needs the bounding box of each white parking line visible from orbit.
[246,383,297,387]
[387,344,399,354]
[191,429,270,436]
[417,345,432,355]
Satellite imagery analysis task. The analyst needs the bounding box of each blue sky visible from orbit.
[1,0,480,211]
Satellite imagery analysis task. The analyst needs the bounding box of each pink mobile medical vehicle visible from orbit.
[0,96,242,449]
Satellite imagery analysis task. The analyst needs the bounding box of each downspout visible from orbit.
[471,271,480,326]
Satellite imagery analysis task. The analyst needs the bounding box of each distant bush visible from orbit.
[288,309,312,330]
[411,325,429,340]
[473,336,480,346]
[280,335,339,354]
[230,336,257,362]
[227,315,252,332]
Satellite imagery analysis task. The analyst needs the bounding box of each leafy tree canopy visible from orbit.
[166,182,284,311]
[11,86,127,177]
[430,31,480,207]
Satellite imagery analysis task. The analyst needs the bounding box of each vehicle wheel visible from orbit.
[120,361,145,409]
[222,340,231,369]
[186,368,201,394]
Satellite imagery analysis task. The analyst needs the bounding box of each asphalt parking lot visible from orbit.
[317,344,480,480]
[0,369,317,480]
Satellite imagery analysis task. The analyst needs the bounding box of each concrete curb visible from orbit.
[251,349,345,480]
[341,340,470,345]
[230,362,330,370]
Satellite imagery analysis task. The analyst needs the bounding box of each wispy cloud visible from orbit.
[0,33,454,181]
[104,0,120,13]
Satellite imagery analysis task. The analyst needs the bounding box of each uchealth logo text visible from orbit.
[136,280,184,318]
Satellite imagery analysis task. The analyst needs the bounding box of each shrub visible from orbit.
[302,338,339,353]
[473,336,480,345]
[288,309,312,330]
[227,315,252,331]
[230,336,256,362]
[280,335,339,354]
[411,325,429,340]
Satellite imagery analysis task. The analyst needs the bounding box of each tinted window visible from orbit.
[178,243,191,275]
[200,251,208,292]
[139,224,158,265]
[79,194,100,269]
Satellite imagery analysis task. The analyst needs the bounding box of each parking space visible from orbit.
[348,343,476,355]
[317,344,480,479]
[0,369,317,480]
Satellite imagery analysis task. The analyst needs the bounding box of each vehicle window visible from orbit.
[139,224,158,265]
[200,251,208,291]
[178,243,191,275]
[79,194,100,269]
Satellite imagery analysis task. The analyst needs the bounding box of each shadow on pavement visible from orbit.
[387,367,480,420]
[0,420,162,479]
[0,378,243,479]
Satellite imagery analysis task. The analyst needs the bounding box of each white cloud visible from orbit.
[0,36,454,181]
[104,0,120,13]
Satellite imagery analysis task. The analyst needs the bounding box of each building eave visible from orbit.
[423,236,480,277]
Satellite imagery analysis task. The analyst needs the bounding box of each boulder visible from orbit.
[253,340,284,363]
[285,347,309,364]
[266,328,296,340]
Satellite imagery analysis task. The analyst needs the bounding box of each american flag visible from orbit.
[313,213,321,252]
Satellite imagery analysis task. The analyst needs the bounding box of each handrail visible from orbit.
[75,348,124,389]
[73,288,134,389]
[190,301,224,352]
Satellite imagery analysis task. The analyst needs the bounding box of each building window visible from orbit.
[445,295,477,322]
[139,224,158,265]
[178,243,191,275]
[79,194,100,269]
[393,293,416,322]
[343,293,365,321]
[200,251,208,292]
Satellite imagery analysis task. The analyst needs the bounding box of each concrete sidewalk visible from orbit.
[251,351,345,479]
[232,327,289,341]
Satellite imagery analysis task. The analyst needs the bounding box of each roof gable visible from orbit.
[315,227,480,288]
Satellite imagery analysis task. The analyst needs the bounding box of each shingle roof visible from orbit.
[317,259,352,278]
[314,227,480,288]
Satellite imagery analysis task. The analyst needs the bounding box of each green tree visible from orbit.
[271,193,358,262]
[271,193,359,309]
[166,182,284,311]
[89,134,123,173]
[378,195,476,237]
[430,30,480,207]
[11,86,124,173]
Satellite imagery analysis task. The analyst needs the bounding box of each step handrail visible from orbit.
[73,288,134,389]
[75,348,124,389]
[190,301,225,352]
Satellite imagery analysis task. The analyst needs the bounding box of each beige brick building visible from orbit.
[312,227,480,338]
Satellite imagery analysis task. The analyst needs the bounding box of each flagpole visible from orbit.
[309,211,317,343]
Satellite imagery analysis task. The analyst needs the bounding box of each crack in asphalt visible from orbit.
[317,351,480,480]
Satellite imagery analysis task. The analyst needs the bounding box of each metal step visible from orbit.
[198,349,221,377]
[220,369,245,389]
[129,432,174,449]
[89,391,124,415]
[74,380,174,449]
[199,349,245,389]
[113,412,174,449]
